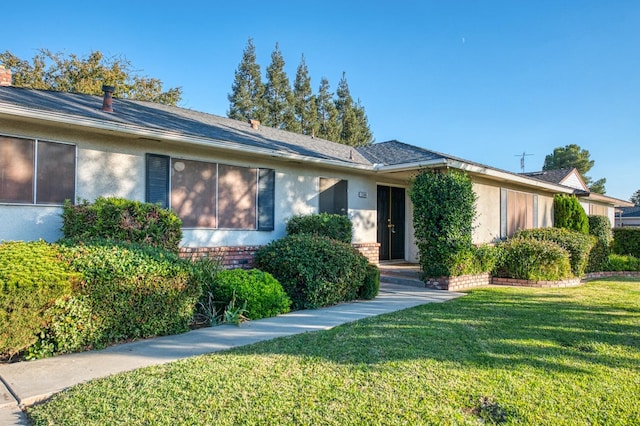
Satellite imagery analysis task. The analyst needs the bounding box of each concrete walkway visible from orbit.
[0,283,463,425]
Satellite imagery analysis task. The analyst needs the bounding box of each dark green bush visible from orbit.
[604,254,640,271]
[514,228,595,277]
[62,197,183,252]
[255,234,368,310]
[60,241,200,345]
[587,215,612,272]
[409,170,477,277]
[359,264,380,300]
[474,244,503,275]
[612,228,640,258]
[0,241,78,360]
[495,238,572,281]
[553,194,589,234]
[285,213,353,243]
[207,269,290,320]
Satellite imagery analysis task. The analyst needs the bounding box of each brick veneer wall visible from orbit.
[583,271,640,280]
[180,242,381,269]
[491,276,582,288]
[424,273,491,291]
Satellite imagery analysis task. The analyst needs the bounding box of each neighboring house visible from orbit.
[616,206,640,227]
[522,168,632,226]
[0,78,630,265]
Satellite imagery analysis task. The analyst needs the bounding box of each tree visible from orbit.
[316,77,340,142]
[0,49,182,106]
[227,38,266,122]
[631,189,640,206]
[335,72,372,147]
[292,55,318,136]
[262,43,299,132]
[542,144,606,194]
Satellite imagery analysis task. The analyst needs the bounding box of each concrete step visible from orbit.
[379,264,425,288]
[380,274,425,288]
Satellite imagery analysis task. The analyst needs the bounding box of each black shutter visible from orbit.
[146,154,170,209]
[257,168,275,231]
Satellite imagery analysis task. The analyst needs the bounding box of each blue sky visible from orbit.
[5,1,639,200]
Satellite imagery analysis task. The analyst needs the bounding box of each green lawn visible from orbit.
[28,279,640,425]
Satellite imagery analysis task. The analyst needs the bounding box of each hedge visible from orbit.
[285,213,353,243]
[255,234,368,310]
[494,238,573,281]
[612,228,640,258]
[0,241,78,360]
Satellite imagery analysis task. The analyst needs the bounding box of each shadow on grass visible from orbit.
[235,281,640,374]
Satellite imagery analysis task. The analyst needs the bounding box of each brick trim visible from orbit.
[352,242,380,265]
[583,271,640,280]
[491,276,582,288]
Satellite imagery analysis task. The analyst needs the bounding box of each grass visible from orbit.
[28,279,640,425]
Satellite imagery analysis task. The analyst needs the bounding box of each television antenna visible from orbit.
[515,152,534,173]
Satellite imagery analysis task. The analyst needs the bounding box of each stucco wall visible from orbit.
[0,123,378,247]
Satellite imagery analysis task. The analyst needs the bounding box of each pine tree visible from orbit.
[227,38,265,122]
[263,43,299,131]
[334,72,371,146]
[316,77,340,142]
[293,55,318,136]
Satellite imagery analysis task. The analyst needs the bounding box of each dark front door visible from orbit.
[377,185,405,261]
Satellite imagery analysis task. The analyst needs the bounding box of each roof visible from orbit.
[522,168,576,185]
[358,140,446,165]
[619,206,640,217]
[0,86,371,166]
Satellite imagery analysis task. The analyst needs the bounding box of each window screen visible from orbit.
[319,177,348,215]
[218,164,257,229]
[0,136,34,203]
[171,159,217,228]
[36,140,76,204]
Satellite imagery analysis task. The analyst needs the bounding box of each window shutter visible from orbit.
[146,154,170,209]
[257,168,275,231]
[500,188,507,239]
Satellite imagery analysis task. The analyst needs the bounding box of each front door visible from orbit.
[377,185,405,261]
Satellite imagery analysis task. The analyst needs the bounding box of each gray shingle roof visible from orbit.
[619,206,640,217]
[0,86,370,166]
[521,168,575,184]
[357,140,446,166]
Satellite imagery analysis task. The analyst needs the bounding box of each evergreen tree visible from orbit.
[293,55,318,136]
[334,72,372,146]
[227,38,265,122]
[542,144,606,194]
[316,77,340,142]
[263,43,299,131]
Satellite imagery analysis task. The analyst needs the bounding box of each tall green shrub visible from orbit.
[286,213,353,243]
[255,234,368,309]
[0,242,78,360]
[587,215,612,272]
[514,228,595,277]
[62,197,183,252]
[612,228,640,258]
[553,194,589,234]
[409,170,477,277]
[495,238,572,281]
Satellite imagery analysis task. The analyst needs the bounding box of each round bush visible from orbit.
[209,269,291,320]
[359,264,380,300]
[495,238,573,281]
[285,213,353,243]
[255,234,368,310]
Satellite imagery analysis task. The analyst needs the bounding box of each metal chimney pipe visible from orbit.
[102,85,115,112]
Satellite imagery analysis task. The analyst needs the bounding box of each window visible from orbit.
[319,177,348,215]
[145,154,275,230]
[500,189,538,238]
[589,203,608,217]
[0,135,75,205]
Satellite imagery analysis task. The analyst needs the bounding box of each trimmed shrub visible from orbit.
[553,194,589,234]
[255,234,368,310]
[587,215,612,272]
[410,170,477,277]
[62,197,183,252]
[359,264,380,300]
[612,228,640,258]
[207,269,291,320]
[514,228,595,277]
[60,241,201,345]
[604,254,640,271]
[0,241,78,360]
[26,296,100,359]
[475,244,503,275]
[495,238,573,281]
[286,213,353,243]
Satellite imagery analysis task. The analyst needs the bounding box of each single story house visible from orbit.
[0,73,631,266]
[615,206,640,227]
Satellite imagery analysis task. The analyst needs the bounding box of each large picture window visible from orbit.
[0,135,75,205]
[146,154,275,230]
[500,189,538,238]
